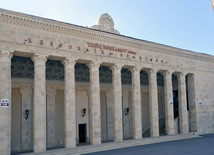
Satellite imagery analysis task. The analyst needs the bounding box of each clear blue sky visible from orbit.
[1,0,214,55]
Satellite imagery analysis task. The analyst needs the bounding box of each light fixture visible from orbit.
[25,109,30,120]
[82,108,86,117]
[125,107,129,115]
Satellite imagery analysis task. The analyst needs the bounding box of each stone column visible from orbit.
[148,69,159,137]
[87,61,101,145]
[46,87,56,148]
[20,87,32,151]
[62,58,76,148]
[0,50,13,155]
[177,72,189,134]
[32,54,47,152]
[131,67,142,139]
[163,71,174,135]
[111,64,123,142]
[105,90,113,141]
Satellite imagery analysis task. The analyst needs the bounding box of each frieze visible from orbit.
[21,37,165,64]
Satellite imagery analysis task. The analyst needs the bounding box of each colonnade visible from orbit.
[0,51,190,154]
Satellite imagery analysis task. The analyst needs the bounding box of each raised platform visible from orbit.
[19,133,201,155]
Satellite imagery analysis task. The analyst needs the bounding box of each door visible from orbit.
[79,124,86,143]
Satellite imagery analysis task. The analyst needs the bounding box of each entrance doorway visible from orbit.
[79,124,87,143]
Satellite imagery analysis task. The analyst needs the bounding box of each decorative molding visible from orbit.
[1,8,213,62]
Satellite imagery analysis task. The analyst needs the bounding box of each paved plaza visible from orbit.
[87,134,214,155]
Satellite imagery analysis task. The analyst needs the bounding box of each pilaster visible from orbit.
[87,61,101,145]
[122,89,129,139]
[62,58,77,148]
[20,87,32,151]
[0,50,13,155]
[105,90,114,141]
[111,64,123,142]
[46,87,56,148]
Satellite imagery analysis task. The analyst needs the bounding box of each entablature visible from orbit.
[1,8,214,63]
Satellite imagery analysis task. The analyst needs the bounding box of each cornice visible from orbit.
[0,8,214,62]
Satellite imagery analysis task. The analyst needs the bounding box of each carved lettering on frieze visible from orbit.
[21,38,167,64]
[40,40,43,45]
[27,38,32,43]
[69,45,72,49]
[127,54,129,58]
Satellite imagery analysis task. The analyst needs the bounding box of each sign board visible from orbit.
[1,99,9,107]
[170,100,173,105]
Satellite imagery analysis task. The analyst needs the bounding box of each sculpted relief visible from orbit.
[91,13,120,34]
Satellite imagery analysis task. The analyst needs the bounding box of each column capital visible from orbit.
[146,68,158,75]
[62,58,76,68]
[20,87,32,95]
[105,90,112,98]
[86,61,101,69]
[162,70,173,77]
[46,87,56,96]
[0,49,13,59]
[175,71,187,78]
[131,66,141,74]
[31,54,48,65]
[110,63,123,72]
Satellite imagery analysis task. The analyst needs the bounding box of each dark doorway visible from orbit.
[79,124,87,143]
[173,90,179,118]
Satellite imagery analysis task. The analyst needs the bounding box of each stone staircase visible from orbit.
[20,133,201,155]
[142,115,166,137]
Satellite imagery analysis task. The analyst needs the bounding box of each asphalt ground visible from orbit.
[86,134,214,155]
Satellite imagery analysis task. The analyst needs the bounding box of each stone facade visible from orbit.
[0,8,214,154]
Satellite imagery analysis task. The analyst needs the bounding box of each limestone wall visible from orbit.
[195,70,214,134]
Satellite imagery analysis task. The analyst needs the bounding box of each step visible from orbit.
[20,133,201,155]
